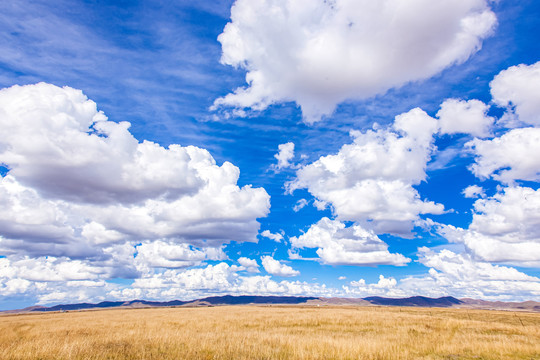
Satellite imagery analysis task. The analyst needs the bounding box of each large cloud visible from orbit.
[109,262,329,303]
[288,108,444,235]
[0,256,114,304]
[134,241,227,270]
[468,127,540,184]
[213,0,496,122]
[3,249,538,305]
[465,62,540,183]
[290,217,410,266]
[490,61,540,127]
[400,248,540,301]
[438,186,540,267]
[0,83,270,257]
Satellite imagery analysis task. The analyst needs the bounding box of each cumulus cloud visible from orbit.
[462,185,485,199]
[490,61,540,127]
[467,128,540,184]
[342,275,405,298]
[261,255,300,277]
[2,251,537,305]
[134,241,227,269]
[0,83,270,260]
[437,98,494,137]
[438,186,540,267]
[273,142,295,170]
[399,248,540,300]
[0,82,274,307]
[464,63,540,184]
[0,255,115,304]
[237,257,260,273]
[213,0,496,122]
[109,262,326,303]
[261,230,283,243]
[0,83,201,204]
[288,108,444,235]
[290,218,410,266]
[350,275,397,289]
[0,256,104,283]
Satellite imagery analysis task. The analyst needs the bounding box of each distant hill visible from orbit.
[363,296,462,307]
[2,295,539,313]
[459,298,540,312]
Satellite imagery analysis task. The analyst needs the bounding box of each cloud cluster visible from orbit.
[0,83,273,306]
[438,62,540,268]
[3,248,538,305]
[214,0,496,122]
[134,241,227,270]
[400,248,540,300]
[290,218,410,266]
[0,83,270,260]
[439,186,540,267]
[289,108,444,235]
[0,256,114,304]
[464,62,540,186]
[108,262,325,303]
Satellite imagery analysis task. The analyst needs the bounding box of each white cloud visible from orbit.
[134,241,227,269]
[237,257,260,273]
[462,185,485,199]
[0,255,119,304]
[261,255,300,277]
[290,217,410,266]
[109,262,329,302]
[0,175,77,246]
[468,127,540,184]
[343,275,405,298]
[292,198,308,212]
[0,83,201,204]
[0,256,103,283]
[261,230,283,243]
[214,0,496,123]
[399,248,540,301]
[438,186,540,267]
[2,251,538,305]
[0,83,270,259]
[288,108,444,235]
[273,142,295,170]
[437,98,493,137]
[350,275,397,289]
[490,61,540,127]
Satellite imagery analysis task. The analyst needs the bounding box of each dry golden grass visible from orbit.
[1,305,539,359]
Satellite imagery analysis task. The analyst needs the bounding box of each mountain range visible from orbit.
[3,295,539,314]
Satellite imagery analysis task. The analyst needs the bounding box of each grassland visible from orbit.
[1,305,539,359]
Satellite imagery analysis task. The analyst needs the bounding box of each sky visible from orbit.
[0,0,539,310]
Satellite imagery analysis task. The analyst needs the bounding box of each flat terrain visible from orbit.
[1,305,539,359]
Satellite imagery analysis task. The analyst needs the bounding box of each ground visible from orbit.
[1,306,539,359]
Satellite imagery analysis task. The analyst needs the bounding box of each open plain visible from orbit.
[1,305,539,360]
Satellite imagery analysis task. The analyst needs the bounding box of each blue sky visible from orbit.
[0,0,539,310]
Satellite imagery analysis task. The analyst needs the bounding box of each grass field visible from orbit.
[1,305,539,359]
